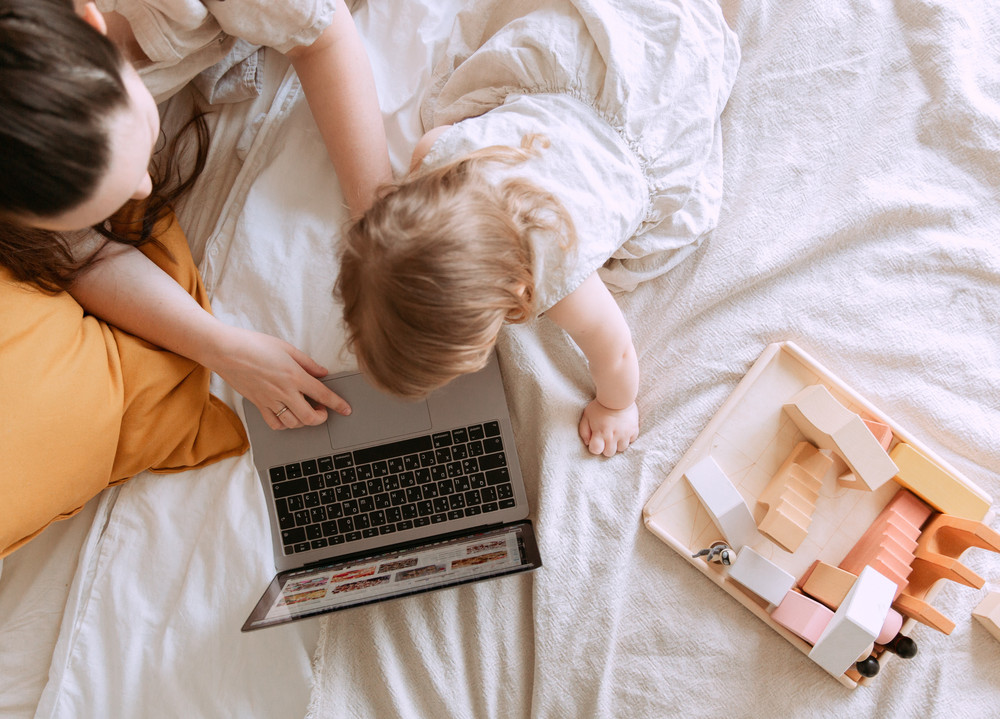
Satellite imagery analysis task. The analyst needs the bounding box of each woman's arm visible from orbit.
[544,272,640,457]
[285,0,392,217]
[68,242,351,431]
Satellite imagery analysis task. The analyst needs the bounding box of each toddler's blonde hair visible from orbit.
[336,135,576,398]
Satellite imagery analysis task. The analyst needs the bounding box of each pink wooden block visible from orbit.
[771,590,834,645]
[863,418,893,450]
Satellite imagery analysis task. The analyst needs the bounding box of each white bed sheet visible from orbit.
[2,0,998,717]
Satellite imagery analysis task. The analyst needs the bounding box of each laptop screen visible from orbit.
[243,521,541,631]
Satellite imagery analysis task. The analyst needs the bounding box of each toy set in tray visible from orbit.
[643,342,1000,687]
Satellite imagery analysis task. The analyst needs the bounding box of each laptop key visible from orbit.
[333,453,353,468]
[282,528,306,544]
[396,520,413,531]
[318,456,334,472]
[478,452,506,470]
[483,421,501,436]
[362,528,379,538]
[273,477,308,499]
[311,538,328,550]
[430,513,447,524]
[432,431,452,448]
[301,459,318,476]
[414,517,431,527]
[486,468,510,485]
[467,424,485,440]
[498,499,516,509]
[481,502,499,514]
[284,463,303,479]
[293,542,311,554]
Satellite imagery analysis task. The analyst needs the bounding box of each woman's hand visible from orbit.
[578,399,639,457]
[208,325,351,430]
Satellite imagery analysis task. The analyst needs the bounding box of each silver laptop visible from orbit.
[241,351,541,631]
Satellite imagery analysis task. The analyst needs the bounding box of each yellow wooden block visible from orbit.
[890,443,991,522]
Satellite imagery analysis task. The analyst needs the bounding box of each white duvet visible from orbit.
[1,0,998,717]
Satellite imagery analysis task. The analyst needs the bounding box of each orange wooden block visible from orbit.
[800,560,855,610]
[917,513,1000,558]
[903,513,1000,600]
[757,442,832,552]
[893,592,956,635]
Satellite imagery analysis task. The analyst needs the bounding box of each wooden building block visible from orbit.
[727,546,796,607]
[800,560,904,643]
[771,589,834,645]
[800,560,856,609]
[783,385,898,492]
[757,442,833,552]
[808,566,897,678]
[838,489,931,597]
[916,513,1000,559]
[890,443,991,521]
[902,513,1000,601]
[863,418,893,450]
[892,592,955,635]
[684,456,758,550]
[972,591,1000,642]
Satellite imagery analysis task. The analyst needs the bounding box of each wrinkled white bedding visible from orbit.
[1,0,998,717]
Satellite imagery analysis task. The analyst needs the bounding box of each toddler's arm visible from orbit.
[69,242,351,431]
[285,0,392,217]
[545,273,639,457]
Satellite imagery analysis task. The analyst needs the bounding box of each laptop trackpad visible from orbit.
[323,373,432,450]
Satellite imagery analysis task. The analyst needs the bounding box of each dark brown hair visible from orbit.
[0,0,208,292]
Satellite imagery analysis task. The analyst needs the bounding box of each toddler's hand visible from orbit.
[578,400,639,457]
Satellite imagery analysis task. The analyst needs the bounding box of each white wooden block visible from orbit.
[727,546,796,607]
[808,566,896,677]
[684,456,758,550]
[783,385,897,492]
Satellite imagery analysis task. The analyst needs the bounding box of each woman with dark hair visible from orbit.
[0,0,389,556]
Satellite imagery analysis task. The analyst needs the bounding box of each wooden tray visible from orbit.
[642,341,993,687]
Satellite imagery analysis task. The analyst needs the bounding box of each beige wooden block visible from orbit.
[972,591,1000,642]
[757,442,832,552]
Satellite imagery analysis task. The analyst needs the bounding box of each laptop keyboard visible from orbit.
[267,421,517,555]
